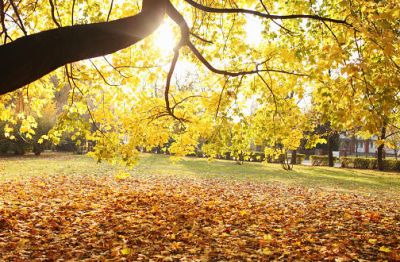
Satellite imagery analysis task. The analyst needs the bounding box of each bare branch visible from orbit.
[188,42,307,77]
[215,77,229,119]
[49,0,61,28]
[257,68,278,117]
[9,0,27,35]
[71,0,76,25]
[0,1,11,42]
[102,56,129,78]
[89,59,120,86]
[107,0,114,22]
[171,95,203,111]
[190,32,213,44]
[259,0,293,35]
[164,45,182,121]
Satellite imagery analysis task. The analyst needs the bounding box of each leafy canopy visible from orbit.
[0,0,399,164]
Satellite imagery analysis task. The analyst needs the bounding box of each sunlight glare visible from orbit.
[245,17,263,45]
[154,23,176,53]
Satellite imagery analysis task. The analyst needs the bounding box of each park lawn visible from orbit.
[0,152,399,261]
[3,152,398,198]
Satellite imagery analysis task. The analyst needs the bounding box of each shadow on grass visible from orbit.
[136,153,400,197]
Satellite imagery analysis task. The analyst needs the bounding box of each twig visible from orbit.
[49,0,61,28]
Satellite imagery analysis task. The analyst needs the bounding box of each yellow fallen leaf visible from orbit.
[379,246,391,253]
[263,234,273,241]
[18,238,29,247]
[122,248,133,255]
[263,247,272,255]
[368,239,377,244]
[115,170,130,180]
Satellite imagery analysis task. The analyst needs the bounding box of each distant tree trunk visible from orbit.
[291,149,297,165]
[327,131,339,167]
[377,126,386,171]
[33,143,44,156]
[328,134,334,167]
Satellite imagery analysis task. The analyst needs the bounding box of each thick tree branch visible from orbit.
[183,0,351,26]
[166,1,307,79]
[165,44,182,121]
[0,0,165,96]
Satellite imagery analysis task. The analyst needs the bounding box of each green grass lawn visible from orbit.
[1,152,399,198]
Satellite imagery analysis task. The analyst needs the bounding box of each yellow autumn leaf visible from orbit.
[368,239,377,244]
[262,247,272,255]
[121,248,133,255]
[263,234,273,241]
[379,246,391,253]
[115,170,130,180]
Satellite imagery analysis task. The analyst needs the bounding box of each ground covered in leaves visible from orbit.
[0,173,399,261]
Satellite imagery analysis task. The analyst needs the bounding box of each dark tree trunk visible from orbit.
[328,133,334,167]
[291,149,297,165]
[0,0,165,95]
[33,143,44,156]
[327,131,339,167]
[377,126,386,171]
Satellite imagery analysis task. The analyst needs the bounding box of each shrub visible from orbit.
[252,152,265,162]
[353,158,376,169]
[224,151,231,160]
[340,157,400,171]
[296,154,306,164]
[310,155,337,166]
[383,159,400,172]
[195,149,204,158]
[266,154,285,164]
[340,157,355,168]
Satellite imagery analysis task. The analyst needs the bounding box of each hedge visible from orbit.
[195,149,205,158]
[340,157,376,169]
[383,159,400,171]
[265,153,305,164]
[310,155,337,166]
[296,154,306,165]
[251,152,265,162]
[266,154,286,163]
[340,157,400,171]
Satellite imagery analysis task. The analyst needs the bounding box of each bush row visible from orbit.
[309,155,338,166]
[266,154,306,164]
[340,157,400,171]
[192,150,305,164]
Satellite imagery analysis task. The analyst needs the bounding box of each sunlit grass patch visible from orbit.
[1,152,399,198]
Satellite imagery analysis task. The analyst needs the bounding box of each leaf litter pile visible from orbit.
[0,173,399,261]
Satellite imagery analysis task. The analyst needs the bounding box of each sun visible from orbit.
[154,23,176,53]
